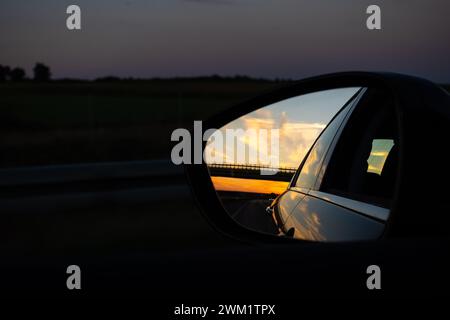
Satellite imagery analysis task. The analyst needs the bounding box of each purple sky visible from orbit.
[1,0,449,82]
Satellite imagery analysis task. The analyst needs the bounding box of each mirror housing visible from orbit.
[185,72,450,243]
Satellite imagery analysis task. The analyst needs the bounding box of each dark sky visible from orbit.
[1,0,450,82]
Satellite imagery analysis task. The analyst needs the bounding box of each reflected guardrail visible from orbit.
[207,163,297,181]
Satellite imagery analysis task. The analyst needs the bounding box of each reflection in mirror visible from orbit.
[205,87,362,237]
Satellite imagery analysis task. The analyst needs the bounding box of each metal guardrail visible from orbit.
[0,159,183,188]
[0,159,190,212]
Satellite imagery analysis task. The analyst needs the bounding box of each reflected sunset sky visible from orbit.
[205,87,360,169]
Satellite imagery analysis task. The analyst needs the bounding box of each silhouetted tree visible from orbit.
[10,67,26,81]
[33,62,51,81]
[0,65,11,81]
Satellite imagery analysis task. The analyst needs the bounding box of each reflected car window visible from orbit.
[366,139,395,175]
[321,89,399,207]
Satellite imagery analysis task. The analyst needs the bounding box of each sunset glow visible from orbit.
[211,176,289,195]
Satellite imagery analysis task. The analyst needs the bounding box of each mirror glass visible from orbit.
[204,88,361,232]
[205,85,399,242]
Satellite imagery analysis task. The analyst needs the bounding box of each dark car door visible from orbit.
[277,87,397,241]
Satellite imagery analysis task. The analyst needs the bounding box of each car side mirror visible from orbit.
[185,72,450,243]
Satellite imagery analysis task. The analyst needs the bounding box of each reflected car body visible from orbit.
[269,86,398,241]
[271,189,385,241]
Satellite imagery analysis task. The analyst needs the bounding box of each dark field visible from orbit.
[1,80,448,168]
[0,79,287,168]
